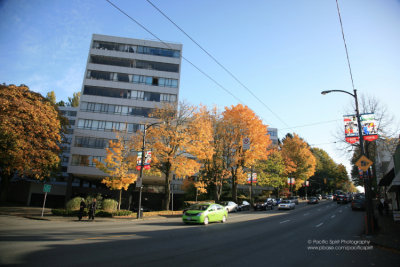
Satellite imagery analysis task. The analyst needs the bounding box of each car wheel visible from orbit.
[222,215,227,223]
[203,216,209,225]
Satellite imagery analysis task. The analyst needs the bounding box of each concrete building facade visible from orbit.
[68,34,182,179]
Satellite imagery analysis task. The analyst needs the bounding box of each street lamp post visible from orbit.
[137,122,161,219]
[321,89,374,234]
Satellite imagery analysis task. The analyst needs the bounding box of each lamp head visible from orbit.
[321,90,331,95]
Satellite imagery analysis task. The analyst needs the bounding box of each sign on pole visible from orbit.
[355,155,373,172]
[343,115,359,144]
[41,184,51,217]
[360,113,378,142]
[242,137,250,151]
[43,184,52,193]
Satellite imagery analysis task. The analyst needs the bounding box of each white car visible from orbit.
[327,195,333,200]
[278,200,295,210]
[221,201,238,213]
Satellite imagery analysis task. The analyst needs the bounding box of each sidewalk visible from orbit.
[366,212,400,252]
[0,206,179,222]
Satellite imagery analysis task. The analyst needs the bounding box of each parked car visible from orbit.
[288,196,299,205]
[316,194,322,200]
[351,198,365,211]
[275,198,283,205]
[182,203,228,225]
[307,197,319,204]
[326,195,333,200]
[219,201,238,213]
[278,200,295,210]
[237,201,251,211]
[322,195,327,199]
[254,199,274,211]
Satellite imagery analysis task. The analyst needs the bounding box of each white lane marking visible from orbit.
[338,210,342,213]
[316,222,324,228]
[280,220,290,224]
[331,214,336,219]
[317,209,321,211]
[303,213,310,216]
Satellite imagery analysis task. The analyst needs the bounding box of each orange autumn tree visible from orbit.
[197,106,232,201]
[93,133,137,210]
[221,104,271,203]
[146,102,213,210]
[280,133,316,193]
[0,84,62,202]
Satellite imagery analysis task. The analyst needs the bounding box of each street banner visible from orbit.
[247,173,257,184]
[343,115,359,144]
[360,113,378,142]
[242,137,250,151]
[136,151,152,171]
[287,178,295,184]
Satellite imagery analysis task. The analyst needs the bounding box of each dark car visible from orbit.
[351,198,365,211]
[337,195,348,204]
[237,201,251,211]
[254,199,273,211]
[307,197,319,204]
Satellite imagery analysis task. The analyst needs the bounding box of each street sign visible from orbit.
[43,184,52,193]
[242,137,250,151]
[355,155,373,172]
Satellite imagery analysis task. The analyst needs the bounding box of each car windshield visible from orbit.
[189,204,210,211]
[281,200,290,203]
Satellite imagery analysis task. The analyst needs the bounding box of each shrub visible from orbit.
[102,199,118,212]
[95,210,112,217]
[66,197,84,211]
[113,210,133,216]
[85,194,103,210]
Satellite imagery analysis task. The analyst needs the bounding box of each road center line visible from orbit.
[280,220,290,224]
[316,222,323,228]
[331,214,336,219]
[303,213,310,216]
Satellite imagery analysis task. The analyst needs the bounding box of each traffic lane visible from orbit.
[10,203,369,266]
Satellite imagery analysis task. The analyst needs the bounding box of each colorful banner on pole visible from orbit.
[247,173,257,184]
[344,113,378,144]
[136,151,152,171]
[344,115,359,144]
[360,113,378,141]
[287,178,295,185]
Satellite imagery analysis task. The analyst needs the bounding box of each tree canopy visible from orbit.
[0,84,62,201]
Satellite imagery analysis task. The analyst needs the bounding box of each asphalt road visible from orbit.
[0,200,399,266]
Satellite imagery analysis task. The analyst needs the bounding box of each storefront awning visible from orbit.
[387,171,400,192]
[379,168,395,186]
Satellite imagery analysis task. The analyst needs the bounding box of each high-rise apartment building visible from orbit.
[68,34,182,185]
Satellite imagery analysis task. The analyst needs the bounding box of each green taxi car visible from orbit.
[182,203,228,225]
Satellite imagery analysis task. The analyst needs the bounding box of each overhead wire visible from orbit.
[105,0,245,105]
[145,0,293,131]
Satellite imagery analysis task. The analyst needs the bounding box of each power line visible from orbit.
[105,0,244,105]
[335,0,356,91]
[278,119,341,131]
[145,0,293,130]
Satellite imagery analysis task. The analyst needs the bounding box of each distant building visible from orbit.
[267,127,278,146]
[66,34,183,209]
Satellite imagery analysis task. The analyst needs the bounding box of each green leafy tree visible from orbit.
[68,92,80,107]
[46,91,56,104]
[255,149,287,196]
[0,84,62,201]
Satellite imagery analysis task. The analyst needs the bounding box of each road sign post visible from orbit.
[41,184,51,217]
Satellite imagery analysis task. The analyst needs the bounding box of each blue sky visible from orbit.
[1,0,399,178]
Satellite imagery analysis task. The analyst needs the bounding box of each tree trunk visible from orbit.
[164,173,170,210]
[118,189,122,211]
[163,162,171,210]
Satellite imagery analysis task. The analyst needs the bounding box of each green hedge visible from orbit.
[51,209,112,217]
